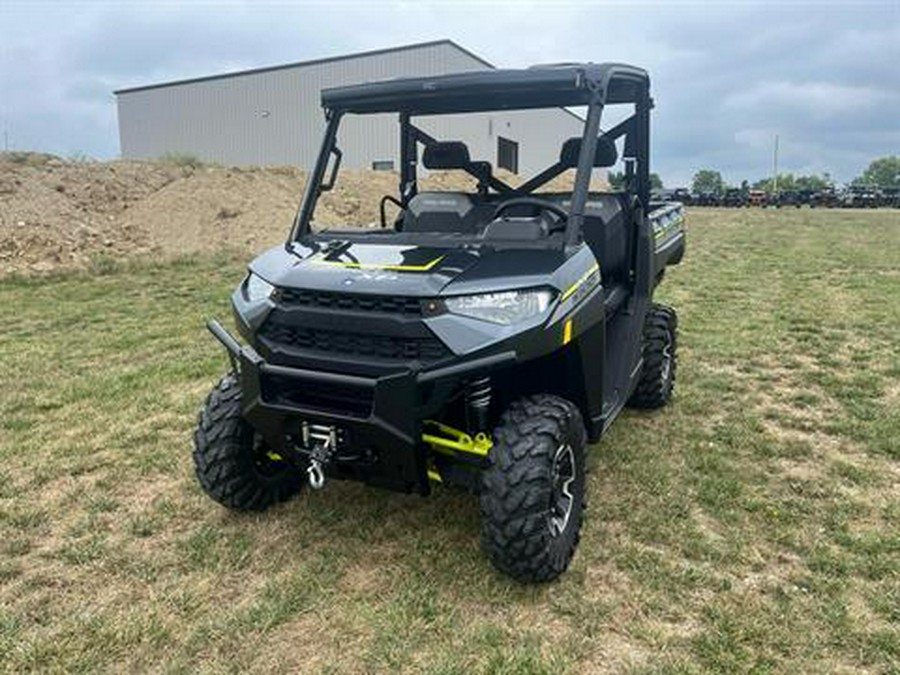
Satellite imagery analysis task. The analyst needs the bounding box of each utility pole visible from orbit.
[773,134,780,199]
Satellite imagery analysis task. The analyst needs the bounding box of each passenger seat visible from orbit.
[581,195,629,283]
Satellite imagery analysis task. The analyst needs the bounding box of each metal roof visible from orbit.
[113,39,493,95]
[321,63,650,115]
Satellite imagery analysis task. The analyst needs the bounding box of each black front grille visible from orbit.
[278,289,423,316]
[259,323,450,363]
[261,373,373,418]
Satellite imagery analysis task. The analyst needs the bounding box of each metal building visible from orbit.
[114,40,582,175]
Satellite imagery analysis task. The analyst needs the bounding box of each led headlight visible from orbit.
[444,288,555,325]
[243,272,275,302]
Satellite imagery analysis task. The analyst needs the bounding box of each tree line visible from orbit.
[608,156,900,194]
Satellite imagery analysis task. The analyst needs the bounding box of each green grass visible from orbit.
[1,208,899,673]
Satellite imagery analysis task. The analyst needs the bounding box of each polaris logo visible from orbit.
[358,271,400,282]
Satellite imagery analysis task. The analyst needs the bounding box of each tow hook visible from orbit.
[307,459,326,490]
[302,422,338,490]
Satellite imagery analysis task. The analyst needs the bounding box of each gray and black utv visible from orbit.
[194,63,685,582]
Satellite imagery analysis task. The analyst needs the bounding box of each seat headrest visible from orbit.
[423,142,471,170]
[559,136,618,169]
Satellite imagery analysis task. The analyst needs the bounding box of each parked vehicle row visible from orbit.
[653,186,900,208]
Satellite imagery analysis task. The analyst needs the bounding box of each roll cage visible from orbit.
[291,63,652,250]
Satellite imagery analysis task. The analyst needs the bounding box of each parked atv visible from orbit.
[193,63,685,582]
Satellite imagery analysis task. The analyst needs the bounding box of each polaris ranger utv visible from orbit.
[194,63,685,582]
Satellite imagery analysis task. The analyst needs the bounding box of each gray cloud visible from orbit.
[1,0,897,185]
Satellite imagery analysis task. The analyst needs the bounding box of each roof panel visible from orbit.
[321,63,649,115]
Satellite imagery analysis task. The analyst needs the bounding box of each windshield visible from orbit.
[305,108,614,233]
[292,88,651,249]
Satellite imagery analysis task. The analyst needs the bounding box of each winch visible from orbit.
[299,421,342,489]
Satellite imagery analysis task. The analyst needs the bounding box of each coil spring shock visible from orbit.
[466,376,492,433]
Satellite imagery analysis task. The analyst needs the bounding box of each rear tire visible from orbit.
[480,394,587,583]
[628,303,678,409]
[193,374,303,511]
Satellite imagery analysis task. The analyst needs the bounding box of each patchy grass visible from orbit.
[1,208,898,673]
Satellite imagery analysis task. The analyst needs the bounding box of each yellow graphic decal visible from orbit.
[563,319,573,345]
[561,263,600,302]
[311,255,445,272]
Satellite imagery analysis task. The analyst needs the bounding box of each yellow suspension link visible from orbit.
[422,420,492,459]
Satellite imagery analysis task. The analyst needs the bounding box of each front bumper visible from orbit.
[207,319,514,495]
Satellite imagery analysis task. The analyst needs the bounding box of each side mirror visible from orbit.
[320,146,342,192]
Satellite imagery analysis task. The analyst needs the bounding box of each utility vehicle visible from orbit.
[722,187,748,208]
[693,190,720,207]
[810,187,839,208]
[749,189,768,207]
[670,187,693,205]
[775,190,804,208]
[881,186,900,209]
[842,185,880,209]
[194,63,685,582]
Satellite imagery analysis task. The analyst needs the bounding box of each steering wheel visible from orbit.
[492,197,568,226]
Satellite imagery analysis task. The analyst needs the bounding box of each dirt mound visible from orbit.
[119,165,306,256]
[0,153,184,274]
[0,154,600,277]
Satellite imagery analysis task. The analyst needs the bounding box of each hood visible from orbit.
[248,241,568,298]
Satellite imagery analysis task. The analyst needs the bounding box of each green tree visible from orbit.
[650,173,663,190]
[794,174,830,191]
[853,156,900,187]
[755,174,784,192]
[774,173,797,192]
[754,173,830,193]
[691,169,724,195]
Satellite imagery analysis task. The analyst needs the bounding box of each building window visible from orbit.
[497,136,519,174]
[371,160,394,171]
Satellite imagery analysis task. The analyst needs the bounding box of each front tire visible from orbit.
[480,395,587,583]
[628,303,678,409]
[193,374,303,511]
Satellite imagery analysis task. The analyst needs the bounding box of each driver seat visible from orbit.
[421,141,493,195]
[402,142,494,234]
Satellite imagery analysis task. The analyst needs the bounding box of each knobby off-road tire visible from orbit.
[193,374,303,511]
[480,394,587,583]
[628,303,678,409]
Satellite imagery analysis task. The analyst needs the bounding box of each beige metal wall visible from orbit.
[116,42,582,176]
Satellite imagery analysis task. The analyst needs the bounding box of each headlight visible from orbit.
[243,273,275,302]
[444,288,555,325]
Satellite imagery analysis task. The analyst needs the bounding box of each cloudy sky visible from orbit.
[1,0,897,185]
